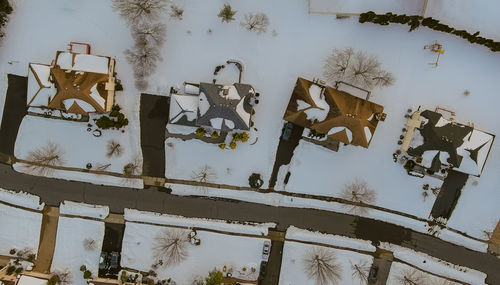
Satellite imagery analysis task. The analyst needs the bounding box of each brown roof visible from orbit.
[283,77,384,148]
[48,66,109,115]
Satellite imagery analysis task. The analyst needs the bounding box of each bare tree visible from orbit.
[135,77,149,90]
[24,142,64,175]
[218,3,237,23]
[241,13,269,34]
[53,268,72,285]
[191,165,216,184]
[323,48,354,84]
[83,238,97,251]
[106,140,123,158]
[394,268,429,285]
[131,21,167,48]
[339,179,377,214]
[123,156,142,176]
[350,260,370,284]
[169,4,184,20]
[124,44,162,79]
[112,0,169,26]
[190,275,204,285]
[303,247,342,285]
[153,229,189,267]
[323,47,394,89]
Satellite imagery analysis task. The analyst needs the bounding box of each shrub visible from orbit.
[115,79,123,91]
[229,141,237,149]
[6,266,15,275]
[205,269,223,285]
[96,105,129,130]
[195,127,206,137]
[218,3,236,23]
[27,254,36,262]
[240,132,249,142]
[211,131,219,139]
[80,265,87,272]
[47,275,59,285]
[249,173,263,188]
[0,0,13,38]
[218,143,226,149]
[15,267,23,274]
[9,249,16,255]
[83,270,92,279]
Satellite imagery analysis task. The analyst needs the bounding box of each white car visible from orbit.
[262,240,271,260]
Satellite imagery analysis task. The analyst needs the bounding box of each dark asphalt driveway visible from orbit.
[139,94,170,177]
[0,74,27,155]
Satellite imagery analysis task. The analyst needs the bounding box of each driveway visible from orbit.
[0,74,27,155]
[139,94,170,178]
[430,170,469,219]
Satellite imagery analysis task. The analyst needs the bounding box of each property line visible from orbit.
[394,257,468,285]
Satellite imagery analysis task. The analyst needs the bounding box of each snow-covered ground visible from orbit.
[424,0,500,41]
[0,187,44,210]
[121,211,271,284]
[279,227,374,285]
[50,215,104,285]
[60,201,109,220]
[0,0,142,187]
[308,0,425,15]
[0,192,43,257]
[381,243,487,284]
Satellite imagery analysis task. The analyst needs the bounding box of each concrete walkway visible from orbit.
[33,206,59,273]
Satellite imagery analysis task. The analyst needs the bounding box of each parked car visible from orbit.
[109,252,120,270]
[368,265,379,282]
[262,240,271,260]
[282,122,294,141]
[99,252,109,270]
[259,261,268,280]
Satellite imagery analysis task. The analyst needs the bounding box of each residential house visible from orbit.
[283,77,386,150]
[27,50,116,116]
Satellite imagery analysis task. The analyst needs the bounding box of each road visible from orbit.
[0,163,499,284]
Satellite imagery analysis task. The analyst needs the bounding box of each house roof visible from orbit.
[283,77,384,148]
[169,93,199,126]
[407,110,495,176]
[27,51,115,115]
[196,82,254,131]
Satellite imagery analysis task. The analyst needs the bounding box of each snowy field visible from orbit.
[0,187,44,210]
[0,0,142,186]
[0,202,42,258]
[121,212,271,284]
[309,0,425,15]
[50,216,104,285]
[60,201,109,220]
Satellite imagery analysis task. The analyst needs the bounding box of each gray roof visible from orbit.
[196,82,254,131]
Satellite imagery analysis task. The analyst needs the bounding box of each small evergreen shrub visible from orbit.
[249,173,264,189]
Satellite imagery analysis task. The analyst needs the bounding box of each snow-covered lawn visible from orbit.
[0,202,42,258]
[0,0,142,187]
[280,227,374,285]
[50,216,104,285]
[121,210,271,284]
[308,0,425,15]
[381,243,487,284]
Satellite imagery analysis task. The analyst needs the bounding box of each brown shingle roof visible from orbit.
[283,77,384,148]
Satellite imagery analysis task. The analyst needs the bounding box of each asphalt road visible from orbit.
[0,164,499,284]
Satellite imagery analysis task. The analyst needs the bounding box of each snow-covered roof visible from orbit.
[55,52,110,74]
[408,110,495,176]
[27,63,56,107]
[169,93,199,126]
[284,77,384,148]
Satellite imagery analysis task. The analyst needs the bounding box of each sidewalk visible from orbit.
[33,206,59,273]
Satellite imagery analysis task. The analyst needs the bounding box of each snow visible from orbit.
[169,94,198,123]
[302,84,329,122]
[309,0,425,15]
[424,0,500,41]
[0,188,44,210]
[50,217,104,285]
[89,84,105,109]
[59,201,109,220]
[279,240,373,285]
[124,208,274,236]
[236,98,251,127]
[17,276,48,285]
[56,52,73,70]
[286,226,376,252]
[0,203,42,257]
[30,64,52,87]
[184,84,199,95]
[381,243,487,284]
[364,126,372,142]
[121,220,269,284]
[198,92,210,116]
[221,85,240,100]
[455,129,494,176]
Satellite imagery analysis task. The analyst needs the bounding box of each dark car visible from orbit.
[109,252,120,270]
[368,265,379,282]
[282,122,294,141]
[259,261,268,279]
[99,252,109,270]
